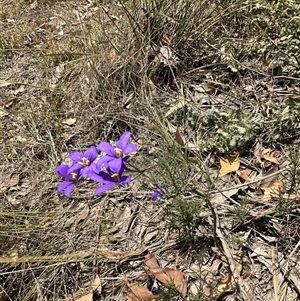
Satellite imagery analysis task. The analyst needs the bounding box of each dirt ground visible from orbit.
[1,1,300,301]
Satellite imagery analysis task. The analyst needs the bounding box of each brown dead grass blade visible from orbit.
[145,253,187,297]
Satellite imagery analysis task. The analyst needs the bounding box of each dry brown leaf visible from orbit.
[210,253,243,301]
[67,274,101,301]
[91,274,102,294]
[164,268,187,297]
[175,127,201,151]
[261,181,283,201]
[219,153,240,177]
[262,148,281,165]
[175,126,185,147]
[145,253,170,284]
[236,168,257,189]
[125,277,159,301]
[165,100,187,118]
[0,174,19,194]
[192,254,243,301]
[73,292,93,301]
[63,118,77,126]
[145,253,187,297]
[259,165,279,188]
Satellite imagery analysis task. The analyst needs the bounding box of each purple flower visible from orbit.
[97,131,137,173]
[68,146,98,177]
[151,187,164,201]
[88,162,131,194]
[56,164,81,197]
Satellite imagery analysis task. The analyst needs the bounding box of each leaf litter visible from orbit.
[1,1,300,301]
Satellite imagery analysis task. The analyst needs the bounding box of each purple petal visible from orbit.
[64,183,75,197]
[80,166,91,178]
[84,146,98,162]
[56,164,70,178]
[119,175,131,185]
[95,182,116,194]
[151,187,164,201]
[151,191,159,201]
[107,158,123,173]
[123,143,138,154]
[116,132,131,149]
[88,170,105,182]
[97,142,115,156]
[101,173,116,183]
[70,151,84,162]
[68,162,83,174]
[57,181,75,193]
[95,155,114,171]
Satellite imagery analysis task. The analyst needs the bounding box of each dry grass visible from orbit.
[1,0,300,300]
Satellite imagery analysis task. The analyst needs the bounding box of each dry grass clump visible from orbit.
[1,0,300,300]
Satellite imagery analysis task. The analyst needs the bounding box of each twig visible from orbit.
[210,163,290,194]
[272,248,279,301]
[213,212,252,301]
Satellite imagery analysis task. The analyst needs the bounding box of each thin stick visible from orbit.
[213,213,252,301]
[272,248,279,301]
[210,163,289,194]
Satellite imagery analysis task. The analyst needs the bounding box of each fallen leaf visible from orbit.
[219,153,240,177]
[0,174,19,194]
[63,118,77,126]
[0,108,8,117]
[164,268,187,297]
[145,253,187,297]
[261,181,283,201]
[73,292,93,301]
[155,46,176,66]
[175,126,185,147]
[210,252,243,301]
[236,168,257,189]
[125,277,159,301]
[262,148,281,165]
[68,274,102,301]
[165,100,187,118]
[259,165,279,188]
[145,253,170,284]
[91,274,102,294]
[175,127,201,151]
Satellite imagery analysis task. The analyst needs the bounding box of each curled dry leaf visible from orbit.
[72,292,93,301]
[0,174,19,194]
[125,276,159,301]
[261,182,283,201]
[259,165,283,201]
[175,127,201,151]
[145,253,187,297]
[210,252,243,301]
[63,118,77,126]
[68,274,101,301]
[235,168,257,189]
[262,148,281,165]
[219,153,240,177]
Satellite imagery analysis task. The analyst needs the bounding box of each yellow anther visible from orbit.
[71,172,78,180]
[114,148,123,157]
[111,173,120,181]
[82,157,90,166]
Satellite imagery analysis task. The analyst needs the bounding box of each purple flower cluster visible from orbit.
[55,132,137,197]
